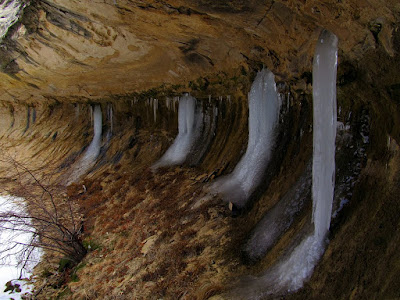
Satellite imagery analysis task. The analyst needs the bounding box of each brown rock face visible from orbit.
[0,0,399,101]
[0,1,400,300]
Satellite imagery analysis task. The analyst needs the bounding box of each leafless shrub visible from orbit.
[0,156,87,278]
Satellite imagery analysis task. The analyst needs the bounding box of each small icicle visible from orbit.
[75,104,80,118]
[107,103,113,139]
[153,98,158,122]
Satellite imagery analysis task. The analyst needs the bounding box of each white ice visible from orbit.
[153,95,203,168]
[0,0,25,41]
[312,29,338,239]
[68,105,102,183]
[230,30,338,299]
[211,68,281,207]
[82,105,102,163]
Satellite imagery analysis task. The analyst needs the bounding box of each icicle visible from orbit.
[68,105,103,184]
[153,95,203,168]
[229,30,338,298]
[165,97,171,110]
[75,104,80,118]
[153,98,158,122]
[312,29,338,238]
[210,68,281,208]
[31,108,36,124]
[173,96,179,112]
[84,105,103,162]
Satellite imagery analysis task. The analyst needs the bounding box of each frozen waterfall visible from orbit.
[0,0,25,40]
[312,29,338,238]
[211,68,281,208]
[153,94,203,168]
[68,105,102,184]
[83,105,103,163]
[231,30,338,299]
[267,28,337,293]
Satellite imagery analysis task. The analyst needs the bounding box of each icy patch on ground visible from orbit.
[0,196,40,299]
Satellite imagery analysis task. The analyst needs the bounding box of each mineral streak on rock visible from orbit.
[0,1,398,102]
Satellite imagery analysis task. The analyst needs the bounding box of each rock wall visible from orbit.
[0,0,399,101]
[0,1,400,299]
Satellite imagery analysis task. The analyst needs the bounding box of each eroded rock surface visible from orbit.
[0,0,399,102]
[0,1,400,300]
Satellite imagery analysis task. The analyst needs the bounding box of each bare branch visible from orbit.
[0,156,87,275]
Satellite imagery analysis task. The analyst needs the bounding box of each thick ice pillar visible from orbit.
[312,29,338,238]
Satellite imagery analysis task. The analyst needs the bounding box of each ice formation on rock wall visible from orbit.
[153,95,203,168]
[211,68,281,208]
[230,30,338,299]
[0,0,25,40]
[312,29,338,238]
[68,105,102,183]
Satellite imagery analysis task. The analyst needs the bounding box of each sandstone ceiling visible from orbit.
[0,0,399,103]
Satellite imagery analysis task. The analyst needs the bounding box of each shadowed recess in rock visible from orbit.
[242,162,312,263]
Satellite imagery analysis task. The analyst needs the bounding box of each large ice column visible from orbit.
[0,0,25,40]
[211,68,281,208]
[153,94,203,168]
[229,31,338,299]
[83,105,103,162]
[268,29,338,292]
[312,29,338,238]
[273,29,338,292]
[68,105,102,184]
